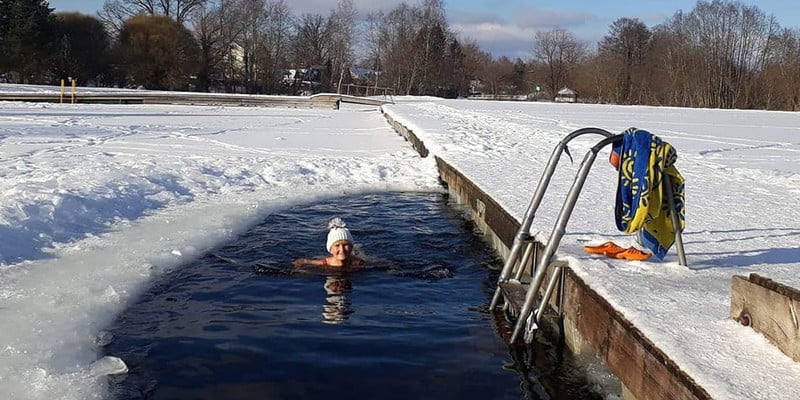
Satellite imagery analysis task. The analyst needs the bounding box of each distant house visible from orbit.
[349,67,376,85]
[228,42,245,71]
[555,87,578,103]
[282,66,325,85]
[469,79,484,96]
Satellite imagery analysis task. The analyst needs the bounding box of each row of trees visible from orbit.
[524,1,800,110]
[1,0,799,110]
[0,0,359,92]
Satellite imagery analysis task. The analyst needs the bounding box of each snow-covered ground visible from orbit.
[383,99,800,399]
[0,86,440,399]
[1,83,799,399]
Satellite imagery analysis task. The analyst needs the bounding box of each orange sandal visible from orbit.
[613,247,652,261]
[583,241,626,256]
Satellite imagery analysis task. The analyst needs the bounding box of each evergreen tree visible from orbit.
[0,0,58,82]
[0,1,11,66]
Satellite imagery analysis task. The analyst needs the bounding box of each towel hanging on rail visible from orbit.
[610,128,685,260]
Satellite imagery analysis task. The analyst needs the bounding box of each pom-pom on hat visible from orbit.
[326,217,354,252]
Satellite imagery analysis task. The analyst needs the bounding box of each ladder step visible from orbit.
[499,280,529,315]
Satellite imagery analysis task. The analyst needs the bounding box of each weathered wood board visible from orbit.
[731,273,800,362]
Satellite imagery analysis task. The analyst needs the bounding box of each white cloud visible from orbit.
[450,22,536,59]
[290,0,408,17]
[511,6,599,29]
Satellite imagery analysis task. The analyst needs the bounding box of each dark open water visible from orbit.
[104,192,602,400]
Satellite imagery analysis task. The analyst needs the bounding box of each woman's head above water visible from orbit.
[326,217,354,252]
[292,217,364,269]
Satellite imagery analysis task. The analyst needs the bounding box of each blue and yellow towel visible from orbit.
[612,128,685,259]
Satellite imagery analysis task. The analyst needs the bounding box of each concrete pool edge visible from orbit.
[382,108,712,400]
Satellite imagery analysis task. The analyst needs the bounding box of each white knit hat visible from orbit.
[326,217,354,252]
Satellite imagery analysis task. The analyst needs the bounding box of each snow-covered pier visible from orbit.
[384,109,710,399]
[0,91,389,108]
[382,100,800,400]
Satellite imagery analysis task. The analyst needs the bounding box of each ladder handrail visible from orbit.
[508,133,689,343]
[664,175,687,266]
[510,134,623,343]
[489,128,614,310]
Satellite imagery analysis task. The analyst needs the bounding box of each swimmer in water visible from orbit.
[293,217,365,269]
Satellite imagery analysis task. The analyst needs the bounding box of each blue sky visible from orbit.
[48,0,799,59]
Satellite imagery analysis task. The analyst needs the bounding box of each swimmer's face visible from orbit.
[329,240,353,259]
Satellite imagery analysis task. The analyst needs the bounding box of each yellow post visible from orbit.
[71,78,77,104]
[60,79,65,103]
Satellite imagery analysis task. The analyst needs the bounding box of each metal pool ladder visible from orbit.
[488,128,688,344]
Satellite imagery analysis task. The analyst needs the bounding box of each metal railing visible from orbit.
[339,83,395,102]
[489,128,688,344]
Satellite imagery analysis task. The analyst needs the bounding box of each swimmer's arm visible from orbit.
[292,258,325,267]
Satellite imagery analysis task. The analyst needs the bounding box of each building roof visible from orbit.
[557,87,577,95]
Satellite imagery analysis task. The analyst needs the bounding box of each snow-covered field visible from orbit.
[2,83,800,399]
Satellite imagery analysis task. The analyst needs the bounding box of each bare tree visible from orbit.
[572,52,615,103]
[532,28,586,96]
[257,0,293,93]
[100,0,208,33]
[599,18,651,103]
[190,0,243,91]
[413,0,446,94]
[363,0,454,95]
[461,40,491,95]
[363,11,384,72]
[293,13,330,67]
[647,16,697,106]
[674,0,777,108]
[234,0,267,93]
[327,0,356,92]
[365,4,420,94]
[485,56,515,96]
[762,27,800,110]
